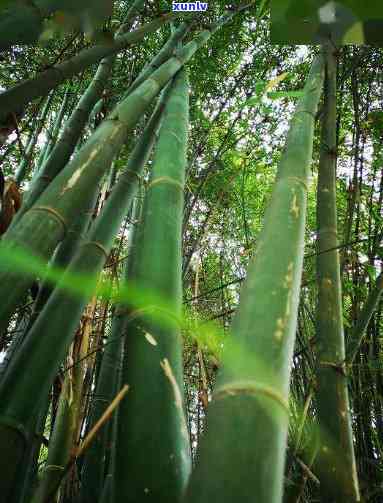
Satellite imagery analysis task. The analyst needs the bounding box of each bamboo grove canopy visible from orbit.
[0,1,382,503]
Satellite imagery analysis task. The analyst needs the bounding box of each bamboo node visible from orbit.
[81,240,109,259]
[29,205,67,235]
[317,226,338,237]
[319,360,347,376]
[147,176,184,191]
[212,382,289,412]
[44,464,65,472]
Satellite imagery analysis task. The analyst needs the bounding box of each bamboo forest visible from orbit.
[0,1,383,502]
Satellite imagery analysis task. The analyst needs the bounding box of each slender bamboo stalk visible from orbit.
[183,54,324,503]
[123,22,191,97]
[31,298,96,503]
[30,373,76,503]
[15,93,54,185]
[313,44,360,503]
[17,398,51,503]
[114,68,191,503]
[39,88,71,168]
[80,306,124,503]
[347,271,383,365]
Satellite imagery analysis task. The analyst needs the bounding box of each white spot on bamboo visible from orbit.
[144,332,158,346]
[160,358,189,442]
[274,330,283,342]
[170,131,183,143]
[160,358,183,410]
[274,318,286,342]
[61,166,86,194]
[60,126,123,195]
[290,193,299,218]
[144,488,150,494]
[283,263,294,289]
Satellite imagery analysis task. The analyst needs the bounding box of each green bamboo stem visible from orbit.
[123,22,190,97]
[32,300,96,503]
[0,14,175,126]
[27,191,99,331]
[183,55,324,503]
[80,317,123,503]
[313,44,360,503]
[16,398,51,503]
[30,377,76,503]
[0,91,168,499]
[15,93,54,185]
[0,23,217,337]
[114,68,191,503]
[97,194,144,503]
[347,271,383,365]
[40,88,70,168]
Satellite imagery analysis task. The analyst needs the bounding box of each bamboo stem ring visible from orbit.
[44,465,65,472]
[81,240,109,259]
[29,205,67,235]
[212,382,289,413]
[318,360,347,377]
[147,176,183,191]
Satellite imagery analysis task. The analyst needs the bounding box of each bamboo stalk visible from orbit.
[347,271,383,365]
[314,43,360,502]
[114,68,191,503]
[15,93,54,185]
[183,54,324,503]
